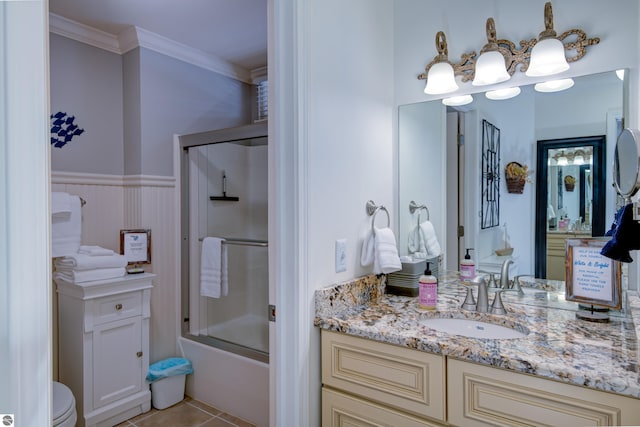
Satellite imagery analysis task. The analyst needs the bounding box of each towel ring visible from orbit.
[366,200,391,232]
[409,200,429,224]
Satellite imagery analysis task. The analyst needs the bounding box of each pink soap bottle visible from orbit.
[418,262,437,310]
[460,248,475,283]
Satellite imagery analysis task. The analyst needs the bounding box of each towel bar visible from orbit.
[409,200,430,224]
[198,237,268,247]
[366,200,390,232]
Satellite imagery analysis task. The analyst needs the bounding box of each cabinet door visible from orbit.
[322,388,443,427]
[92,316,143,409]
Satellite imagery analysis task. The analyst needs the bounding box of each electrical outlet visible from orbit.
[335,239,347,273]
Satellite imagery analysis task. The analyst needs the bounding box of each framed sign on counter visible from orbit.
[565,238,621,321]
[120,229,151,272]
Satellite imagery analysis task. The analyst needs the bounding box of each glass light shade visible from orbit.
[442,95,473,106]
[573,155,584,165]
[424,62,459,95]
[472,50,510,86]
[557,156,568,166]
[526,37,569,77]
[485,87,521,100]
[534,78,574,93]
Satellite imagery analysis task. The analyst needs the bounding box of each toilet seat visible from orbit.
[52,381,77,427]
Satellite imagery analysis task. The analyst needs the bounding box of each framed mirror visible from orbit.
[534,136,606,280]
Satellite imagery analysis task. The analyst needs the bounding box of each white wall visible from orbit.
[304,0,394,424]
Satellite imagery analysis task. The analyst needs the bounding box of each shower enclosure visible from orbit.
[179,122,269,363]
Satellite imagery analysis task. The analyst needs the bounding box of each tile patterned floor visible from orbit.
[115,397,256,427]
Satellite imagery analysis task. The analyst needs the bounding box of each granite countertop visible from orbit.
[314,273,640,399]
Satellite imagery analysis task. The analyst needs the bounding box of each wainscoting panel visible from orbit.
[52,172,178,365]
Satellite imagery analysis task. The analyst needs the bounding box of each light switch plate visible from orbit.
[335,239,347,273]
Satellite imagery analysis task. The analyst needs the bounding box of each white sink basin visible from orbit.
[420,318,527,339]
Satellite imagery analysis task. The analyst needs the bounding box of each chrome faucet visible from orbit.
[499,259,513,289]
[475,276,489,313]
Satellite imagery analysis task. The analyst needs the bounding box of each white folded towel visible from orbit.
[420,220,441,257]
[52,192,72,219]
[55,253,128,271]
[52,194,82,258]
[361,227,402,274]
[79,245,115,256]
[53,267,126,283]
[200,237,228,298]
[407,225,427,255]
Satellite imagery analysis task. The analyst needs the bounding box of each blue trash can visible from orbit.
[146,357,193,409]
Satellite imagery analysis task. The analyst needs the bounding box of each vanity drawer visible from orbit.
[447,358,640,427]
[322,387,443,427]
[321,330,445,422]
[88,292,143,327]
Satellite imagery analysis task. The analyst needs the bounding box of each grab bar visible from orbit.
[198,237,268,247]
[366,200,390,232]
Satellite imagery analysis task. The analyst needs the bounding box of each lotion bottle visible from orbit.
[460,248,476,283]
[418,262,438,310]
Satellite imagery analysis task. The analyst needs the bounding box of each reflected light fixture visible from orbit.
[573,149,585,165]
[556,151,568,166]
[526,2,570,77]
[442,94,473,106]
[485,87,521,100]
[473,18,511,86]
[534,78,574,92]
[424,32,459,95]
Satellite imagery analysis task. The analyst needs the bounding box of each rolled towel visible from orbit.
[55,253,128,271]
[79,245,115,256]
[53,267,126,283]
[200,237,228,298]
[373,227,402,274]
[419,220,441,257]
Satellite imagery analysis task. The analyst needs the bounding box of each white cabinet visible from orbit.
[56,273,154,427]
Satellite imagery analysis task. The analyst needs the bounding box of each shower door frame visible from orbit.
[179,122,269,363]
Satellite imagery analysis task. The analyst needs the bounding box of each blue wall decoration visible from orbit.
[50,112,85,148]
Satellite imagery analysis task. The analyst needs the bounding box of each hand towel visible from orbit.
[79,245,115,256]
[360,230,375,267]
[407,225,427,255]
[52,192,72,219]
[374,227,402,274]
[54,253,128,270]
[601,203,640,263]
[200,237,228,298]
[53,267,126,283]
[420,220,442,257]
[52,194,82,258]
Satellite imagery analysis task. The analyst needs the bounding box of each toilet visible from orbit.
[53,381,77,427]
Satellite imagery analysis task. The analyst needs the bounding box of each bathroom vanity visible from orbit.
[315,274,640,426]
[56,273,154,427]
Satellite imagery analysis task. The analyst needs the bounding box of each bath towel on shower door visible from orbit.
[200,237,228,298]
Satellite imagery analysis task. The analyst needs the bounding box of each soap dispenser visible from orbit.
[418,262,438,310]
[460,248,476,283]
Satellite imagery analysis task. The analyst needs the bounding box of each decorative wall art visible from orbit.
[481,119,500,229]
[50,111,85,148]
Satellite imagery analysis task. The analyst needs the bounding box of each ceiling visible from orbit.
[48,0,268,72]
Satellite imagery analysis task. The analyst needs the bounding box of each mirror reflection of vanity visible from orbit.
[398,71,623,279]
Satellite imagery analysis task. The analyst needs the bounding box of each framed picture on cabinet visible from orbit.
[120,229,152,265]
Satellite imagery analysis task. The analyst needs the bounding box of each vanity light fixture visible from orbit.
[526,2,570,77]
[423,32,459,95]
[573,149,585,165]
[442,94,474,106]
[534,78,574,93]
[485,87,521,100]
[417,2,599,95]
[473,18,511,86]
[556,151,568,166]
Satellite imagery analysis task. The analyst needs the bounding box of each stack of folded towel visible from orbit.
[51,192,82,257]
[361,227,402,275]
[54,245,127,283]
[407,220,441,259]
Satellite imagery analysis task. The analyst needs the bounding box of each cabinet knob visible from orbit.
[115,303,123,311]
[137,351,143,358]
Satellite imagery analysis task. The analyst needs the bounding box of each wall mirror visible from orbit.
[398,70,624,279]
[614,128,640,200]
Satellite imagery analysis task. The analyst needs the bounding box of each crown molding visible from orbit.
[49,13,253,83]
[49,13,121,54]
